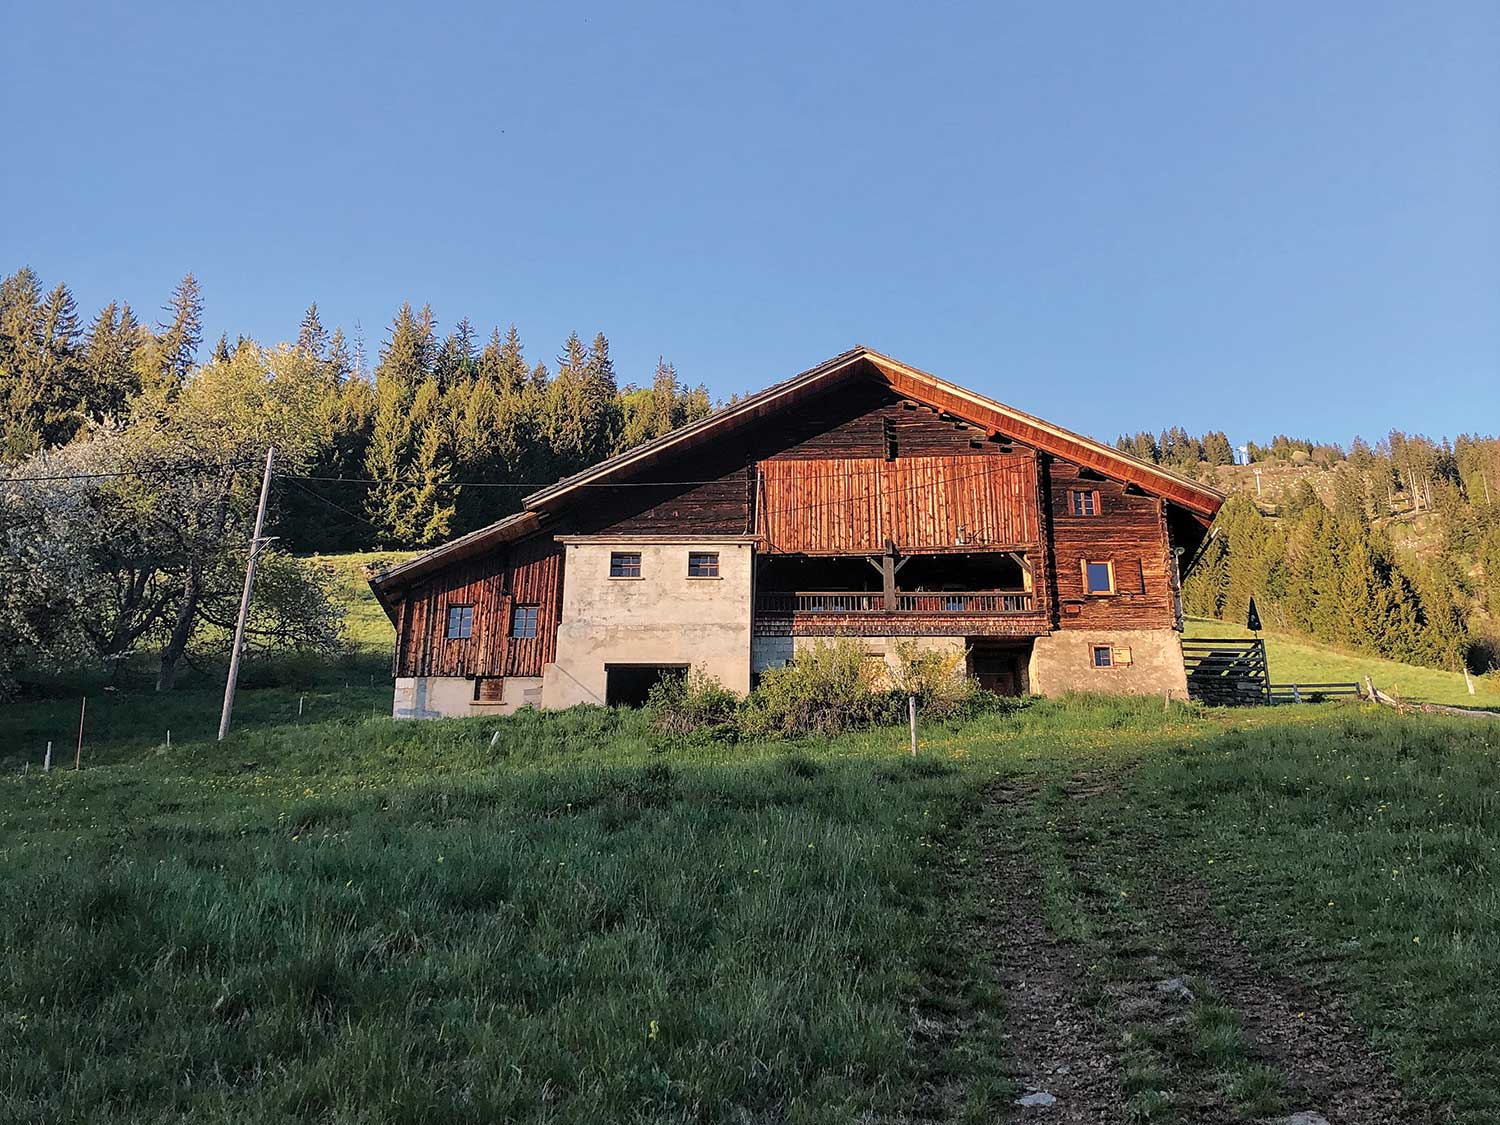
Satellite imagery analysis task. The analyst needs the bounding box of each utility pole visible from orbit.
[218,447,276,741]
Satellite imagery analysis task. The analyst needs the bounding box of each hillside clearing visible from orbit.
[2,694,1496,1123]
[1184,616,1494,709]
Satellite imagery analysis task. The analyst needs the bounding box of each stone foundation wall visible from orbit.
[393,676,543,719]
[1028,628,1188,699]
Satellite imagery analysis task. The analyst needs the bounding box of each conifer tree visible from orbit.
[362,303,433,542]
[81,302,142,424]
[152,273,202,392]
[296,302,329,359]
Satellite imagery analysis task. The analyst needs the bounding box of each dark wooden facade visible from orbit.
[376,350,1222,680]
[393,535,563,679]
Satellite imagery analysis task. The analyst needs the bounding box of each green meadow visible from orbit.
[0,563,1496,1121]
[2,687,1497,1123]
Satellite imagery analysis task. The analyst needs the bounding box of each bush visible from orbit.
[743,639,895,738]
[887,639,976,718]
[646,667,742,739]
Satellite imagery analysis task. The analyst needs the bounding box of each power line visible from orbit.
[1,460,259,484]
[5,458,1026,524]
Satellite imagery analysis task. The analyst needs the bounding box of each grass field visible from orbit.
[2,686,1497,1122]
[2,559,1497,1121]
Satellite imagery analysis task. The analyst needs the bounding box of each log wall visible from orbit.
[1047,457,1175,630]
[394,533,563,679]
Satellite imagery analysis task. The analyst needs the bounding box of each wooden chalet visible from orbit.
[368,347,1225,717]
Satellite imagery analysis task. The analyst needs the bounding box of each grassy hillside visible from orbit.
[2,687,1498,1122]
[1184,616,1495,708]
[2,553,1497,1120]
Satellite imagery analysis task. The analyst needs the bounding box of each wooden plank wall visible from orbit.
[394,533,563,679]
[760,381,1004,459]
[759,453,1038,553]
[1047,457,1175,630]
[565,467,753,537]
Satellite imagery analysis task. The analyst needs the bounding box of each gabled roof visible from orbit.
[524,346,1224,519]
[369,346,1224,603]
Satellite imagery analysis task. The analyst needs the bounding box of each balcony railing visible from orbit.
[757,590,1035,615]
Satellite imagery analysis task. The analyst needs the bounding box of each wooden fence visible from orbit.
[1267,682,1362,704]
[1182,638,1270,706]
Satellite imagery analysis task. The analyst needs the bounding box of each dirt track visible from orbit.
[970,777,1435,1125]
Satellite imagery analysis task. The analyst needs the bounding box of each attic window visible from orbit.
[445,605,473,640]
[1070,490,1099,516]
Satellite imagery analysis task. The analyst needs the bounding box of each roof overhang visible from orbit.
[366,510,540,620]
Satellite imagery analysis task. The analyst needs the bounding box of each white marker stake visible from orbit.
[43,742,52,773]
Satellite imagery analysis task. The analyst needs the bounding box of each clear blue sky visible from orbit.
[4,2,1496,448]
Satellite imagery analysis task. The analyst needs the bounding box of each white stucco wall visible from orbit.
[393,675,544,719]
[542,537,755,708]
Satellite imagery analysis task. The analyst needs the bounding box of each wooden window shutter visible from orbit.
[474,677,505,703]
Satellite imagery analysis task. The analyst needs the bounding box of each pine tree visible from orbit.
[296,302,329,359]
[434,317,478,388]
[397,380,457,546]
[153,273,202,392]
[362,304,434,542]
[81,302,142,424]
[326,328,353,384]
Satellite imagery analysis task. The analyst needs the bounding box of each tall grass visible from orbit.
[2,686,1496,1121]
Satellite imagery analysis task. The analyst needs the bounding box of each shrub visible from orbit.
[887,639,976,718]
[646,667,742,739]
[743,639,893,738]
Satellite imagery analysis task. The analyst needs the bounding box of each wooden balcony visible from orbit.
[757,590,1035,614]
[753,589,1048,638]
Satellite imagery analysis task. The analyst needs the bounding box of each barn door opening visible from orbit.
[968,640,1032,696]
[605,664,690,707]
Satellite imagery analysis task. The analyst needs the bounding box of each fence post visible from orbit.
[1292,684,1301,704]
[908,695,918,757]
[43,741,52,773]
[75,697,86,770]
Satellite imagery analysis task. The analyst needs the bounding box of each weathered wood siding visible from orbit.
[1046,457,1174,630]
[394,534,563,679]
[762,381,1003,459]
[569,380,1009,540]
[759,453,1038,553]
[564,466,754,537]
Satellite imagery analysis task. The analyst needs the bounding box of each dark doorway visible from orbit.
[969,641,1031,696]
[605,664,690,707]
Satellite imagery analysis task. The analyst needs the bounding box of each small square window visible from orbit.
[1070,490,1098,516]
[445,604,473,640]
[1083,560,1115,595]
[511,604,540,639]
[688,551,719,578]
[610,552,642,578]
[1092,645,1114,668]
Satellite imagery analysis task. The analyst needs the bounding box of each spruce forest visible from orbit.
[2,265,1498,694]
